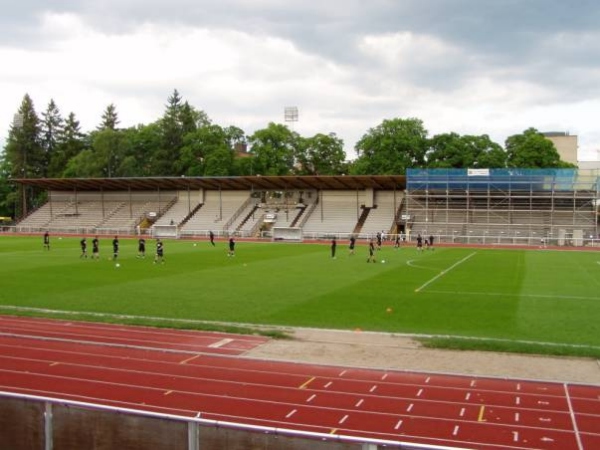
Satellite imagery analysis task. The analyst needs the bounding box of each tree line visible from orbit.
[0,89,574,218]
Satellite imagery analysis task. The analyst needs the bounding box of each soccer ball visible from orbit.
[193,243,197,247]
[115,263,120,268]
[381,260,386,264]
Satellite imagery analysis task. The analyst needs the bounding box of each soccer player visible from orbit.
[209,230,216,246]
[154,239,165,264]
[43,231,50,250]
[376,232,382,250]
[92,236,100,260]
[137,237,146,258]
[416,234,423,252]
[228,237,235,257]
[348,235,356,255]
[331,237,337,259]
[367,239,376,263]
[80,237,87,258]
[112,236,119,261]
[429,234,435,250]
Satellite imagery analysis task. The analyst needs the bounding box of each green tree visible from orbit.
[248,123,298,175]
[47,112,88,177]
[505,128,574,168]
[40,99,64,177]
[63,149,102,178]
[426,133,506,168]
[3,94,45,216]
[91,128,132,178]
[295,132,346,175]
[177,124,233,176]
[352,118,428,175]
[0,152,17,218]
[127,122,163,177]
[98,103,120,131]
[152,90,212,175]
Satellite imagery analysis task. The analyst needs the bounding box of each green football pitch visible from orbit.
[1,235,599,357]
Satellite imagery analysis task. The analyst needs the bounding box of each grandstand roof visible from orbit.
[13,175,406,191]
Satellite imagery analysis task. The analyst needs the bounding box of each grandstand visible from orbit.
[9,171,599,246]
[405,169,598,246]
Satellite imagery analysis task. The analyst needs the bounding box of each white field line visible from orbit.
[415,252,477,293]
[406,260,438,271]
[424,290,600,302]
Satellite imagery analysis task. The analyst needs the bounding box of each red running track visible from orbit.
[0,315,598,450]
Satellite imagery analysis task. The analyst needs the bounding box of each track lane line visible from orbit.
[564,383,585,450]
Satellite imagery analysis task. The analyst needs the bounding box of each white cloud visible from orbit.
[1,2,600,162]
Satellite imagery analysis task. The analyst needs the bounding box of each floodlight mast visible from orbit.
[284,106,298,130]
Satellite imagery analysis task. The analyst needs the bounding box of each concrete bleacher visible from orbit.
[360,191,401,236]
[180,190,250,236]
[302,191,363,237]
[17,191,177,234]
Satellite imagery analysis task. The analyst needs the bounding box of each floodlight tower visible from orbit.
[284,106,298,131]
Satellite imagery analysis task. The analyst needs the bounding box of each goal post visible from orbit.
[152,225,179,239]
[272,227,303,242]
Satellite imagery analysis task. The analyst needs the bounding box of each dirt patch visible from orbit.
[246,328,600,384]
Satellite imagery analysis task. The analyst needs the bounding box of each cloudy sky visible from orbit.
[2,0,599,161]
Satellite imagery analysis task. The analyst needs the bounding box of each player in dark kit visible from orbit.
[331,237,337,259]
[137,237,146,258]
[228,237,235,256]
[348,235,356,255]
[92,236,100,260]
[154,239,165,264]
[376,232,382,250]
[416,234,423,252]
[112,236,119,260]
[428,234,435,250]
[43,231,50,250]
[80,238,87,258]
[367,239,377,263]
[209,231,216,246]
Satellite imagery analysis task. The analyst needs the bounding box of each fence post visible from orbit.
[44,402,53,450]
[188,421,199,450]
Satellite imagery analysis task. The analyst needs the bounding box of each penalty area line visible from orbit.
[415,252,477,293]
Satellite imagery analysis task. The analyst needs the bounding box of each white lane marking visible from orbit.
[453,425,460,436]
[339,414,349,424]
[286,409,297,418]
[355,399,364,408]
[417,389,423,397]
[208,338,233,348]
[459,408,465,417]
[324,381,333,388]
[406,403,414,412]
[370,385,378,393]
[394,419,403,430]
[306,394,316,403]
[564,383,585,450]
